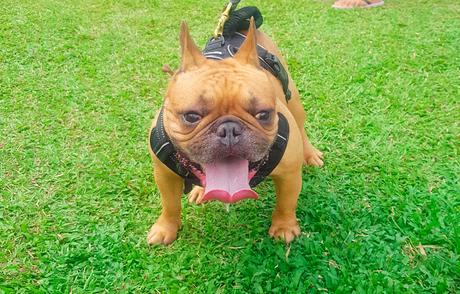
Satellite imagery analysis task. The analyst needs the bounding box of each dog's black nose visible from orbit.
[216,121,242,146]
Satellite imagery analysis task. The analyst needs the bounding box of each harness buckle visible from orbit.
[205,35,226,51]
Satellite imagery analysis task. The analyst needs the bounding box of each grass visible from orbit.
[1,0,459,292]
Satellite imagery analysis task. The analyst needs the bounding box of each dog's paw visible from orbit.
[188,186,205,204]
[304,146,324,167]
[269,217,301,243]
[147,217,181,245]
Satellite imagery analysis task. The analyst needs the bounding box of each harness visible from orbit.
[150,109,289,193]
[150,4,291,193]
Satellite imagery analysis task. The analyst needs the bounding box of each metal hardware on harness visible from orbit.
[213,0,241,39]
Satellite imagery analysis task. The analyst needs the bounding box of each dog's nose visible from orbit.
[216,121,242,146]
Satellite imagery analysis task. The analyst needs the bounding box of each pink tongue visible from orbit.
[202,157,258,203]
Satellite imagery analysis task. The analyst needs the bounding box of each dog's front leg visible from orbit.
[269,171,302,243]
[147,158,184,245]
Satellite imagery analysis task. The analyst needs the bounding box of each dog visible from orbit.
[147,17,323,245]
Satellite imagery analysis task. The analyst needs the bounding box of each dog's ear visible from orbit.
[179,21,206,71]
[234,17,260,68]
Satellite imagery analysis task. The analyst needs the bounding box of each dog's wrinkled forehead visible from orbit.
[167,64,275,113]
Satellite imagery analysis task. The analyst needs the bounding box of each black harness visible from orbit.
[150,109,289,193]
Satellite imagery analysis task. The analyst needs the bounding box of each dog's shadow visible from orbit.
[180,189,273,246]
[174,170,326,248]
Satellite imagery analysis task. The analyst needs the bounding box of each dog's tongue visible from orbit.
[202,157,258,203]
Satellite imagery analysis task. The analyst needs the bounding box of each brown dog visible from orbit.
[147,18,323,245]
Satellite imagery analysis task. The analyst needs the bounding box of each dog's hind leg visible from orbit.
[286,81,324,167]
[255,31,324,167]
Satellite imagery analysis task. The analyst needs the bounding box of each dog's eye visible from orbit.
[255,111,271,122]
[182,112,202,124]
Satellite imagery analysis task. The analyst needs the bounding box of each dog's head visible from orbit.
[164,19,279,164]
[161,19,280,202]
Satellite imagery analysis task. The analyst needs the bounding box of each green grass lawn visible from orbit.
[1,0,459,292]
